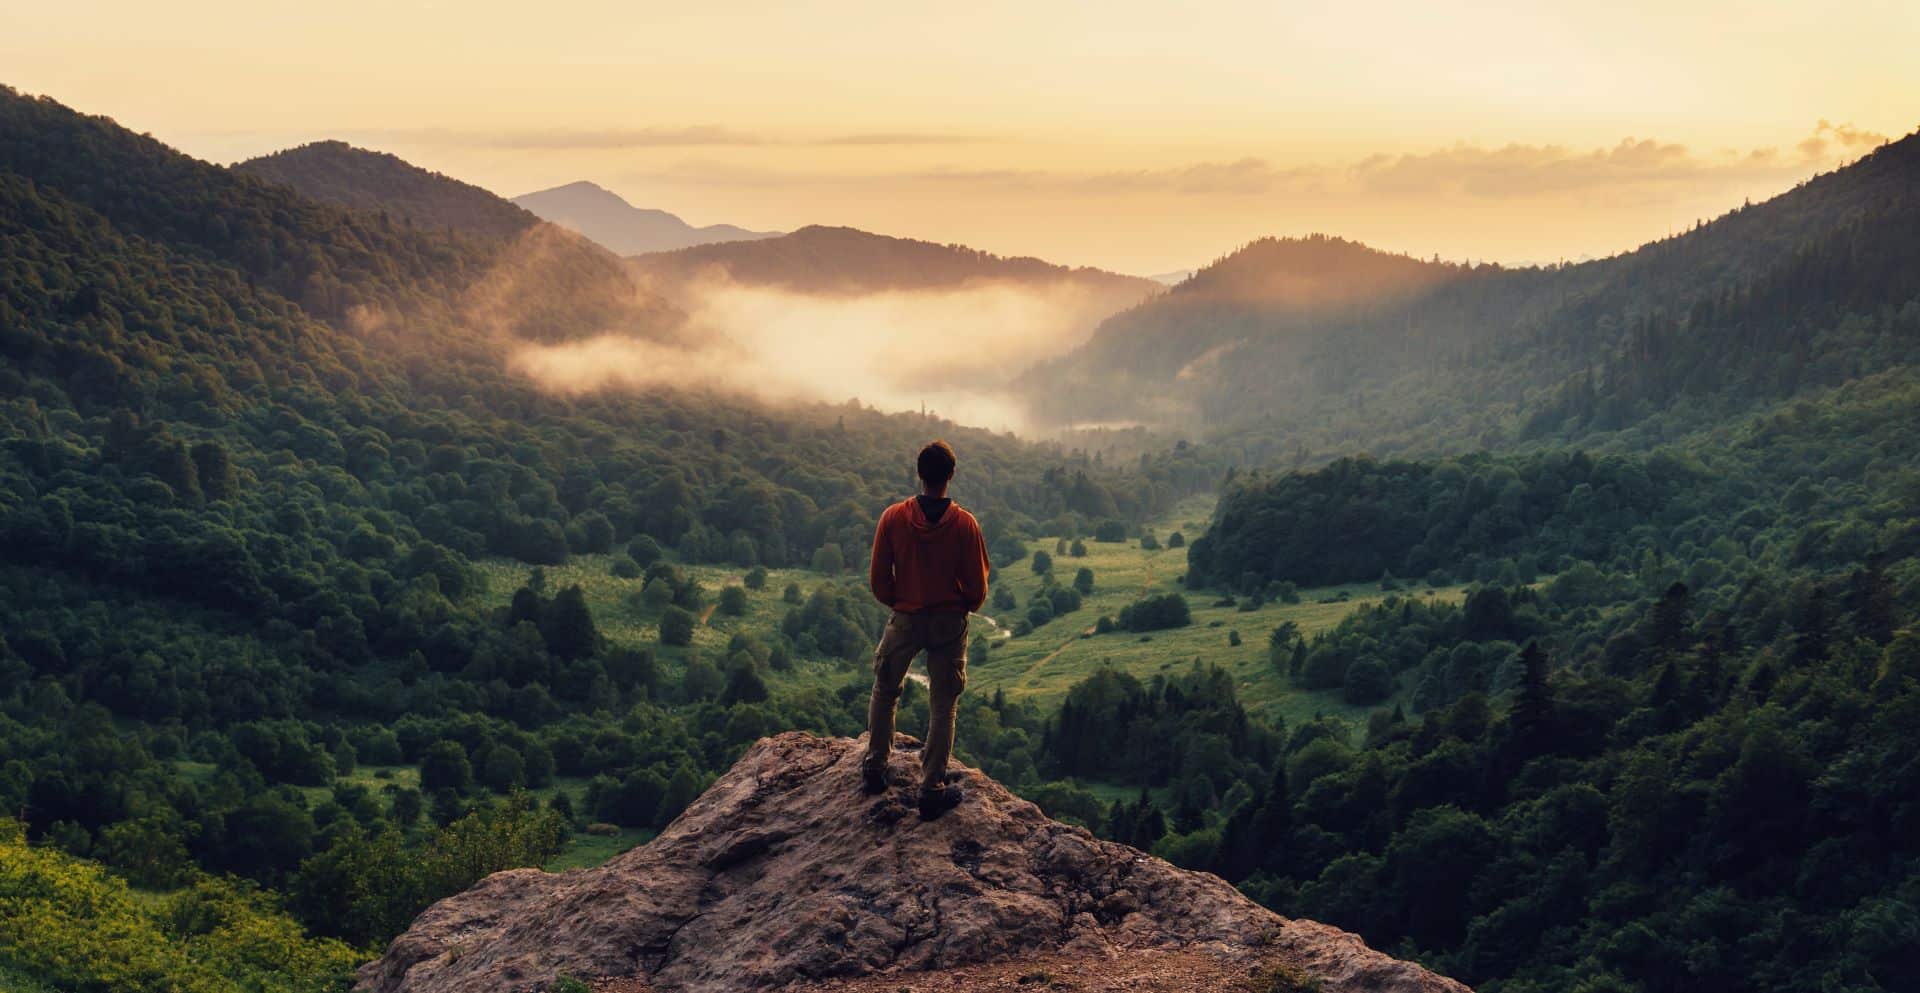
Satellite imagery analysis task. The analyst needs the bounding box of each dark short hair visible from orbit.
[917,440,956,485]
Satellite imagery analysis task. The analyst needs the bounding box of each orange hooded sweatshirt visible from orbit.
[869,497,990,614]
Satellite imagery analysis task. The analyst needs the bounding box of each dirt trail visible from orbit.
[1018,626,1097,684]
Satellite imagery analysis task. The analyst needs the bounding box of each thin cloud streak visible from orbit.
[345,127,994,150]
[617,121,1892,201]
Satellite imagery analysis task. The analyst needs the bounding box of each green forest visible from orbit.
[1,83,1917,993]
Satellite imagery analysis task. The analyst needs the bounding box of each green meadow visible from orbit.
[475,493,1466,734]
[964,494,1469,728]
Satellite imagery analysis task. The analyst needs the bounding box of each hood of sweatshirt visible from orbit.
[903,496,961,541]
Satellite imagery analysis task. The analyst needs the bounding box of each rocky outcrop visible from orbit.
[361,732,1470,993]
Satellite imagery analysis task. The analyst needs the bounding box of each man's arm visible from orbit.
[959,516,989,614]
[869,507,896,608]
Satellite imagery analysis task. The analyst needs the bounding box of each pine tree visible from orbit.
[1510,641,1554,754]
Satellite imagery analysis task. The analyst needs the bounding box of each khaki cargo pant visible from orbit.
[864,609,969,792]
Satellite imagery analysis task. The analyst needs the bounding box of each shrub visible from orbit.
[1343,658,1394,704]
[659,607,696,646]
[627,536,664,568]
[1118,593,1191,631]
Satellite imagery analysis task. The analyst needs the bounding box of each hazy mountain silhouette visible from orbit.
[235,141,538,241]
[512,181,779,255]
[227,139,686,343]
[631,224,1160,299]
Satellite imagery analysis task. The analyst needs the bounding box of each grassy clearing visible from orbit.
[966,493,1470,730]
[546,824,653,871]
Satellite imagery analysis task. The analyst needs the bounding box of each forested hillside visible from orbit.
[1045,369,1920,992]
[630,223,1161,300]
[236,141,540,241]
[1025,132,1920,462]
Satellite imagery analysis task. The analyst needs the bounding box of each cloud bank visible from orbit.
[509,278,1131,432]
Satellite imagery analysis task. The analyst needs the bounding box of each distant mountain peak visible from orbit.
[512,181,779,255]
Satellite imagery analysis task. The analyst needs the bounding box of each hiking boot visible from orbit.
[861,764,888,795]
[918,784,964,821]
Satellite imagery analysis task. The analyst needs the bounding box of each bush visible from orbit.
[609,555,641,578]
[744,566,769,590]
[719,585,749,616]
[480,745,526,792]
[420,740,473,794]
[810,543,845,573]
[1118,593,1191,631]
[0,822,362,993]
[1073,567,1095,594]
[659,606,696,646]
[627,535,664,568]
[1343,658,1394,704]
[1032,550,1054,575]
[1094,520,1128,542]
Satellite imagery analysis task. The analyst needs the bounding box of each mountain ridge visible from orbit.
[630,223,1161,298]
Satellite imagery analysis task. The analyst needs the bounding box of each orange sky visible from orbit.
[4,1,1915,273]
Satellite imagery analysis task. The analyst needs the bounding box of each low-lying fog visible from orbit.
[510,278,1133,433]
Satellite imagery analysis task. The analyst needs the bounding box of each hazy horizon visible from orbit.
[5,0,1914,274]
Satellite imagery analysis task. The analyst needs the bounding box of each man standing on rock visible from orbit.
[864,439,991,820]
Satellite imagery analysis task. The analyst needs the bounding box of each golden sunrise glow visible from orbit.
[4,0,1914,272]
